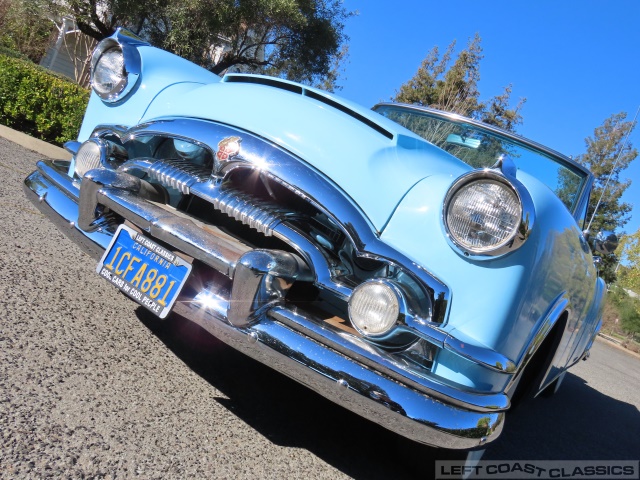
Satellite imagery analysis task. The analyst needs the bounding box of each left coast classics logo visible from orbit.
[216,136,242,163]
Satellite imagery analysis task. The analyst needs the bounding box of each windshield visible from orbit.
[375,104,588,213]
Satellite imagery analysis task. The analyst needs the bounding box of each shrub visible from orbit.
[0,45,29,61]
[619,301,640,342]
[606,286,640,342]
[0,53,89,145]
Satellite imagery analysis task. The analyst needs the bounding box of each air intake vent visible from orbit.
[223,74,394,140]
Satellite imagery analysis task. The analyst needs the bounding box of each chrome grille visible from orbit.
[129,159,294,237]
[111,118,450,329]
[207,185,293,236]
[147,159,210,194]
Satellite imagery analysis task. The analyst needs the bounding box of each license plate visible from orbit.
[96,224,192,318]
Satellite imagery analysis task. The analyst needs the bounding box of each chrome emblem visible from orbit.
[216,136,242,162]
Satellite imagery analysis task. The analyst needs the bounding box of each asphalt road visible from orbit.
[1,137,639,479]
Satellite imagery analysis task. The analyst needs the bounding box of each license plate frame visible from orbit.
[96,224,192,318]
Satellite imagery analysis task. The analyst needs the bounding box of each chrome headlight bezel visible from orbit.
[442,158,535,259]
[90,29,147,103]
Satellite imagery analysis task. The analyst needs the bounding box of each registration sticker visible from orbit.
[96,224,192,318]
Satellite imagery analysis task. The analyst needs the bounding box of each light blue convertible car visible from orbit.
[24,30,613,449]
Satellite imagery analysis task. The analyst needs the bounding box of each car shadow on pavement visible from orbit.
[136,309,640,479]
[484,371,640,461]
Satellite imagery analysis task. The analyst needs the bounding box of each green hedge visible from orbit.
[0,46,30,61]
[0,53,89,146]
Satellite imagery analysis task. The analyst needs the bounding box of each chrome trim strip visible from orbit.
[574,175,594,229]
[518,294,570,369]
[444,337,516,373]
[222,74,396,140]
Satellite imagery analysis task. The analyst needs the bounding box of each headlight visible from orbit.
[444,166,533,257]
[348,280,400,336]
[92,47,127,100]
[90,29,146,103]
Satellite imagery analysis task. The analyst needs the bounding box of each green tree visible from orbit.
[0,0,56,62]
[577,112,637,283]
[393,34,525,132]
[617,229,640,294]
[60,0,352,90]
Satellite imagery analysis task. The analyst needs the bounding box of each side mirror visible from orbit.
[593,256,603,270]
[594,231,618,255]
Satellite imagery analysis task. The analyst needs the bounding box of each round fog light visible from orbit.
[348,280,400,336]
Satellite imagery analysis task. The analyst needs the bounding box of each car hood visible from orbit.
[141,80,471,232]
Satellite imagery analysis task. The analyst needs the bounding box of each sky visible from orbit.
[338,0,640,236]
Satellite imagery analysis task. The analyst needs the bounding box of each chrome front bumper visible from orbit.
[24,159,506,449]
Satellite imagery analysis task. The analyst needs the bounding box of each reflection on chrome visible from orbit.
[24,128,517,449]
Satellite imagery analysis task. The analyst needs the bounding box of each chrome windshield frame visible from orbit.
[373,103,593,223]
